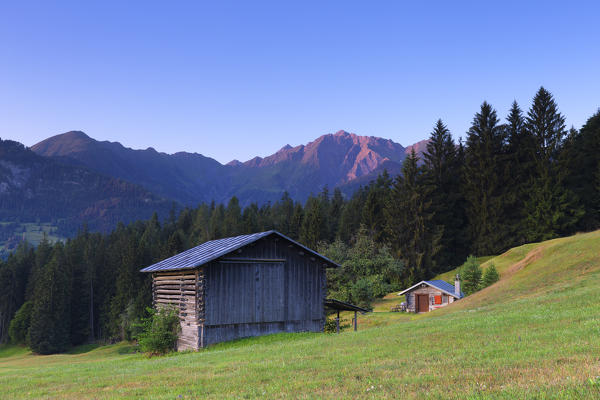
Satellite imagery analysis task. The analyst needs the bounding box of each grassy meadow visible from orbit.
[2,231,600,399]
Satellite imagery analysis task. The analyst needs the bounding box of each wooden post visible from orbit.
[354,310,357,331]
[336,310,340,334]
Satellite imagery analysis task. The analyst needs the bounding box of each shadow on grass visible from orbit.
[117,344,140,355]
[206,331,322,352]
[65,343,103,354]
[0,344,29,358]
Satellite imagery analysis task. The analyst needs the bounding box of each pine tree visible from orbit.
[463,102,507,255]
[524,87,582,240]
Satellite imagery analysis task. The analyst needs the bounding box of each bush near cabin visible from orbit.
[135,306,181,356]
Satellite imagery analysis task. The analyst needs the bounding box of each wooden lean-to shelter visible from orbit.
[398,275,464,313]
[140,230,340,350]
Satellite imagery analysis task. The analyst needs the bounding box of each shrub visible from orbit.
[350,278,375,309]
[461,256,482,295]
[319,227,404,309]
[8,301,32,345]
[323,316,351,333]
[482,263,500,287]
[135,306,181,355]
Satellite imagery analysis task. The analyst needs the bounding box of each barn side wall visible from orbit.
[202,236,327,346]
[152,269,202,350]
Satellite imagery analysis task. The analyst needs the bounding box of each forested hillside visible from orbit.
[0,87,599,353]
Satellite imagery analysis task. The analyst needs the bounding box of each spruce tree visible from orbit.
[289,203,304,240]
[329,188,344,242]
[482,263,500,287]
[561,110,600,231]
[503,101,536,245]
[385,150,441,284]
[463,101,507,255]
[300,195,326,248]
[524,87,582,240]
[29,243,72,354]
[224,196,243,236]
[361,171,392,242]
[461,256,482,295]
[338,187,368,243]
[422,119,467,270]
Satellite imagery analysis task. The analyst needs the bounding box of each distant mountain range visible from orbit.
[32,130,428,206]
[0,139,172,236]
[0,129,427,249]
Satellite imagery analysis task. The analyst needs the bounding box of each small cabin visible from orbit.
[398,275,464,313]
[140,230,340,350]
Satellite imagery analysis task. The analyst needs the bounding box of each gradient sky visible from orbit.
[1,1,599,164]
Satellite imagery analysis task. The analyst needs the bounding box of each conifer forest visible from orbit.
[1,87,599,354]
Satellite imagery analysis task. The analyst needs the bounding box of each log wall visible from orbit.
[152,269,202,350]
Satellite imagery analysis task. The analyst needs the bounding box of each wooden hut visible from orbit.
[140,230,340,350]
[398,275,464,313]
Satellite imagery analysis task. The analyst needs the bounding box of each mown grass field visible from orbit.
[0,221,63,255]
[2,231,600,399]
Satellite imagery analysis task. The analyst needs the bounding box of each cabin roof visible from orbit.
[140,230,341,273]
[397,279,464,298]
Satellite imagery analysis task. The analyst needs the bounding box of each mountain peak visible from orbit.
[31,130,95,156]
[404,139,430,156]
[334,130,351,136]
[63,130,90,139]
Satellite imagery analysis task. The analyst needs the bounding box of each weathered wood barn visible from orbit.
[140,230,340,350]
[398,276,464,313]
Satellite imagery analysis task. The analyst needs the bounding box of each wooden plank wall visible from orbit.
[202,236,327,346]
[152,270,200,350]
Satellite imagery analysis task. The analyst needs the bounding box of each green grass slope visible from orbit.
[2,231,600,399]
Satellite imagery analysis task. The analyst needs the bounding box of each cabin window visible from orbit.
[442,295,448,304]
[434,295,442,305]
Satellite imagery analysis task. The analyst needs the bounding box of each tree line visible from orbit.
[0,87,598,353]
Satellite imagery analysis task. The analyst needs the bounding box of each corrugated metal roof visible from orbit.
[398,279,464,298]
[425,280,464,298]
[140,230,341,272]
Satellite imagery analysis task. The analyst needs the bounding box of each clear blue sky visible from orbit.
[1,1,599,164]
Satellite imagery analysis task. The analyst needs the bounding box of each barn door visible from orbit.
[206,261,285,325]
